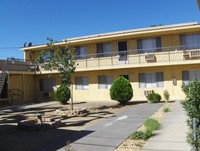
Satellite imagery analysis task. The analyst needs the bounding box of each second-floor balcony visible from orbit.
[3,45,200,74]
[73,45,200,71]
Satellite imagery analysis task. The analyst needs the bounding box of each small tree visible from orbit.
[163,90,170,103]
[36,38,76,108]
[110,76,133,105]
[182,80,200,149]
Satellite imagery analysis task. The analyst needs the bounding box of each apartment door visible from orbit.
[120,75,129,80]
[118,41,128,64]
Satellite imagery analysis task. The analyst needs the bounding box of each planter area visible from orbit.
[18,118,62,130]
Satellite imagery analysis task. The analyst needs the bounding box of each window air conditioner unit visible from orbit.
[190,50,200,57]
[144,90,153,96]
[145,53,155,61]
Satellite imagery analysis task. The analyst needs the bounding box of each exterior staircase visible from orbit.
[0,60,8,96]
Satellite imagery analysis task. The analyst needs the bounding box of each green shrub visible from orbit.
[146,91,162,103]
[131,131,147,140]
[181,80,200,148]
[163,107,170,112]
[131,118,160,140]
[55,84,71,105]
[163,90,170,102]
[110,76,133,105]
[144,128,153,139]
[144,118,160,131]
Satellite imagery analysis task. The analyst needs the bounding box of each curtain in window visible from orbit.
[103,43,112,56]
[139,72,164,88]
[82,77,89,90]
[142,39,156,52]
[79,47,87,59]
[182,70,200,84]
[137,37,161,53]
[98,76,106,89]
[97,43,112,57]
[75,77,89,90]
[107,75,113,89]
[75,77,82,90]
[145,73,156,88]
[180,34,200,49]
[182,71,189,84]
[98,75,113,89]
[75,47,87,59]
[139,73,145,88]
[156,72,164,87]
[42,50,53,61]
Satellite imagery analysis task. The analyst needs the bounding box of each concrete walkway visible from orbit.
[43,102,162,151]
[142,100,190,151]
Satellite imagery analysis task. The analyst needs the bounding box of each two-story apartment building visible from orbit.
[1,22,200,103]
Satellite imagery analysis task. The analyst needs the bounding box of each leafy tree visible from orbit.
[36,38,76,108]
[182,80,200,149]
[110,76,133,105]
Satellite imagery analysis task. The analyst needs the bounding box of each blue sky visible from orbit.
[0,0,199,59]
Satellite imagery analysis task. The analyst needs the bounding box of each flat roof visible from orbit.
[65,22,198,41]
[20,22,199,51]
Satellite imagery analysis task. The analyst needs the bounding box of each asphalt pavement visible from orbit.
[55,102,163,151]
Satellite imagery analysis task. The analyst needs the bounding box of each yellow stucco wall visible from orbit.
[71,64,196,102]
[8,74,36,102]
[71,64,200,102]
[19,27,200,103]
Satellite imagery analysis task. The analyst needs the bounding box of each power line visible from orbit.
[0,47,21,50]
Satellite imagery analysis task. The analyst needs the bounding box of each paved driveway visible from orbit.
[40,103,163,151]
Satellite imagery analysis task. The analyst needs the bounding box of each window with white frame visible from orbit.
[137,37,161,53]
[75,77,89,90]
[139,72,164,88]
[180,33,200,50]
[96,43,112,57]
[182,70,200,84]
[98,75,113,89]
[39,78,55,92]
[75,46,87,59]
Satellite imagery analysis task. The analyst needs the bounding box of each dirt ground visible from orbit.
[0,100,138,151]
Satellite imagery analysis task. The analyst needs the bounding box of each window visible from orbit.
[98,75,113,89]
[137,37,161,53]
[41,50,54,62]
[75,46,87,59]
[182,70,200,84]
[118,41,128,61]
[180,34,200,50]
[75,77,89,90]
[139,72,164,88]
[96,43,112,57]
[39,78,55,92]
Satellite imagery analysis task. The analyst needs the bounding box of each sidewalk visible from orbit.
[39,102,163,151]
[141,100,190,151]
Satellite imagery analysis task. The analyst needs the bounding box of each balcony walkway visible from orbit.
[74,48,200,71]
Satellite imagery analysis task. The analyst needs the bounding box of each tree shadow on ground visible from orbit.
[0,124,94,151]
